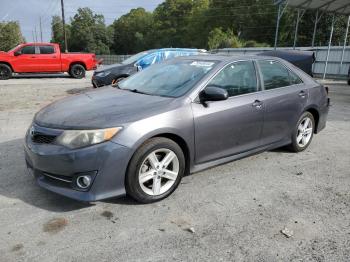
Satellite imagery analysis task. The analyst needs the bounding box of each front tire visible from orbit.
[126,137,185,203]
[289,112,315,152]
[0,64,12,80]
[69,64,86,79]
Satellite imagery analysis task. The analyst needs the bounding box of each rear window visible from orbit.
[39,46,55,54]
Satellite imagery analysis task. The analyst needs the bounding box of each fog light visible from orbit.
[76,175,91,189]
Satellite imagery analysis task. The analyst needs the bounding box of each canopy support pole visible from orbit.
[293,9,301,49]
[323,14,335,79]
[274,1,288,50]
[339,15,350,75]
[311,10,322,47]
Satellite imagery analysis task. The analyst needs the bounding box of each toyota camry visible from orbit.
[24,55,329,203]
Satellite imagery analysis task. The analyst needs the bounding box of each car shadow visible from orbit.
[12,73,70,79]
[0,138,93,212]
[269,146,291,153]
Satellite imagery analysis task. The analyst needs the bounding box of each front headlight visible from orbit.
[95,71,111,77]
[56,127,122,149]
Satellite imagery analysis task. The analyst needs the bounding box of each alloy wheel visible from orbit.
[138,148,179,196]
[296,116,313,148]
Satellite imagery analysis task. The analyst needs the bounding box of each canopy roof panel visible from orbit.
[280,0,350,15]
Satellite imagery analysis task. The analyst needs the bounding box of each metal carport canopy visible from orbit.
[286,0,350,15]
[274,0,350,79]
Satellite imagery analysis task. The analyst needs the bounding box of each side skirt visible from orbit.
[190,139,290,174]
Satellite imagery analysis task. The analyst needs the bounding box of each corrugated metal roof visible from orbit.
[281,0,350,15]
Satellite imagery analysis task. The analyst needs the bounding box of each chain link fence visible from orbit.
[96,55,131,65]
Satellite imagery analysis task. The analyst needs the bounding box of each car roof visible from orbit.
[148,48,206,53]
[175,54,286,63]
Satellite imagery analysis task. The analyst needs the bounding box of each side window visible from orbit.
[258,60,290,90]
[39,45,55,54]
[289,70,303,85]
[20,45,35,54]
[208,61,257,97]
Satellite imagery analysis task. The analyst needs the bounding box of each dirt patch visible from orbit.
[101,210,114,220]
[11,243,23,252]
[43,218,68,234]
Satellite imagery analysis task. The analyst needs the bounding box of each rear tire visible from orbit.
[289,112,315,152]
[69,64,85,79]
[126,137,185,203]
[0,64,12,80]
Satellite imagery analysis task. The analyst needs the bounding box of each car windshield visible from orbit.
[118,60,217,97]
[121,51,150,65]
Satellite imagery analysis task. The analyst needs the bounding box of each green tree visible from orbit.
[153,0,209,48]
[0,21,25,51]
[111,8,154,54]
[69,7,111,54]
[51,15,71,51]
[208,27,244,49]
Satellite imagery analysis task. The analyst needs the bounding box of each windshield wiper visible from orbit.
[123,88,150,95]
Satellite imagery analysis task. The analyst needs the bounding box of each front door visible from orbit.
[12,45,39,72]
[192,61,264,164]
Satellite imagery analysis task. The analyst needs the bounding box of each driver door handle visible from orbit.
[298,90,307,98]
[252,100,263,110]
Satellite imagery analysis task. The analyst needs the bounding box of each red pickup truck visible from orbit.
[0,43,100,79]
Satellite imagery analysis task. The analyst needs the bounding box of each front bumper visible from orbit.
[92,74,114,88]
[24,127,133,202]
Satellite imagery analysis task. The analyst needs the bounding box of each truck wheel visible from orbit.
[69,64,85,79]
[0,64,12,80]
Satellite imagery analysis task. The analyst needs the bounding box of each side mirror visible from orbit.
[199,86,228,102]
[14,51,21,56]
[134,63,142,72]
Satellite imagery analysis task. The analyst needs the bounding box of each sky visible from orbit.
[0,0,164,42]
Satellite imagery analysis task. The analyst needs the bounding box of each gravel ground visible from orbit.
[0,74,349,262]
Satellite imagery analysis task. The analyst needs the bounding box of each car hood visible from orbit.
[34,87,176,129]
[95,63,130,73]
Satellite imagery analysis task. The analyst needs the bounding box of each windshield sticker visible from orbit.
[190,61,214,67]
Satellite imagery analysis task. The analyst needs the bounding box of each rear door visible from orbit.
[192,60,264,164]
[36,45,61,72]
[256,59,307,146]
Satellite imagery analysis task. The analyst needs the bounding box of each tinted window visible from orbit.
[20,46,35,54]
[289,70,303,85]
[119,60,217,97]
[39,46,55,54]
[258,60,290,90]
[121,51,149,65]
[139,53,157,68]
[208,61,257,97]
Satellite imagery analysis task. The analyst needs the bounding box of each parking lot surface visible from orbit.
[0,74,349,262]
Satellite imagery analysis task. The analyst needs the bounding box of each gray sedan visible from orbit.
[24,55,329,203]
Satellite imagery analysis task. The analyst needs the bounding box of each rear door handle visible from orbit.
[252,100,263,110]
[298,90,307,98]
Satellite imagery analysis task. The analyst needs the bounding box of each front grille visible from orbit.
[32,133,57,144]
